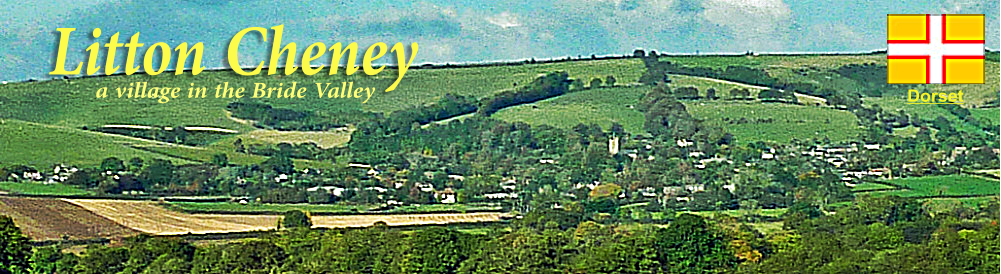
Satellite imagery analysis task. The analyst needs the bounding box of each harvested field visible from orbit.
[67,199,507,235]
[238,128,352,149]
[0,197,138,241]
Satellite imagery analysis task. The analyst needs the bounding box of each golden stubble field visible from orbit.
[65,199,507,235]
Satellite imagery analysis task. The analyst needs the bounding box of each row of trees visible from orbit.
[4,195,996,273]
[226,101,379,131]
[6,213,741,273]
[478,72,572,116]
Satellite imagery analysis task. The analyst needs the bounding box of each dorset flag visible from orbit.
[887,14,984,84]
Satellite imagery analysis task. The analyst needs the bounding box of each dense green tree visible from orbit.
[574,226,660,273]
[30,245,79,274]
[656,214,736,273]
[128,157,145,172]
[406,227,479,274]
[311,224,406,273]
[262,155,295,175]
[120,236,196,274]
[141,159,176,188]
[281,210,312,229]
[589,78,603,89]
[459,228,572,274]
[143,256,192,274]
[64,169,98,187]
[74,246,129,274]
[210,153,229,167]
[99,157,126,172]
[190,240,285,274]
[0,215,31,274]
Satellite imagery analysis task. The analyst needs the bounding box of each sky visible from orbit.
[0,0,997,81]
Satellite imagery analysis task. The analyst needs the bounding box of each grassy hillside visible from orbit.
[660,54,885,69]
[0,182,92,196]
[1,54,996,167]
[971,108,1001,125]
[493,85,649,134]
[0,119,196,167]
[686,101,862,144]
[0,58,643,130]
[864,97,999,135]
[660,54,1000,106]
[0,118,333,169]
[493,84,863,144]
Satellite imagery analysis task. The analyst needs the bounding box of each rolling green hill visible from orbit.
[0,58,644,130]
[686,101,862,144]
[0,118,334,169]
[493,85,649,134]
[0,119,195,167]
[659,54,1000,106]
[1,54,997,168]
[493,84,863,144]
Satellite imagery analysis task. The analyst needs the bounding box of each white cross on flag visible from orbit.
[887,14,984,84]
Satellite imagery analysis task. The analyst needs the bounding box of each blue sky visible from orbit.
[1,0,997,81]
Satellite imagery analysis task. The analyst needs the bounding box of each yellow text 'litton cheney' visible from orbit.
[49,25,418,92]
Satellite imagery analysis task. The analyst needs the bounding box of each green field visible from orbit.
[851,182,898,192]
[166,202,378,213]
[0,118,333,169]
[659,54,999,106]
[864,97,998,135]
[0,119,196,167]
[140,145,335,170]
[493,85,650,134]
[865,175,1000,198]
[494,85,864,143]
[0,182,92,196]
[971,108,1001,125]
[686,101,862,144]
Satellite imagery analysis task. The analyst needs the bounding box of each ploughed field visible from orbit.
[0,197,139,241]
[0,197,508,240]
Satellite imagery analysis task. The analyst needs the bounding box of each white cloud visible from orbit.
[702,0,792,51]
[486,12,523,29]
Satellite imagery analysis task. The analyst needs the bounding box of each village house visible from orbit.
[348,163,372,169]
[500,179,518,191]
[307,185,348,197]
[437,188,457,204]
[416,183,435,192]
[684,184,706,193]
[676,139,694,148]
[275,174,290,183]
[638,187,658,198]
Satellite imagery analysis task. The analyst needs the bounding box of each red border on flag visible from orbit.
[888,55,931,84]
[942,14,986,44]
[887,14,930,44]
[942,55,984,83]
